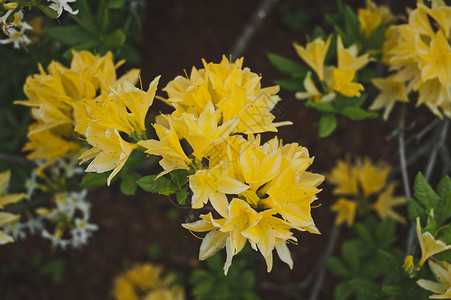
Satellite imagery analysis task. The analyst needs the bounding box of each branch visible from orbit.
[230,0,280,58]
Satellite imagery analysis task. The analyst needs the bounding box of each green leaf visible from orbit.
[80,172,110,187]
[440,192,451,226]
[40,259,65,284]
[375,218,396,248]
[437,176,451,225]
[96,0,110,33]
[45,26,93,45]
[274,78,303,92]
[354,223,373,245]
[326,257,350,277]
[407,198,426,222]
[176,189,189,206]
[170,169,190,187]
[108,0,127,8]
[348,278,382,299]
[365,23,386,50]
[338,106,378,121]
[335,282,353,300]
[341,240,361,273]
[38,4,58,19]
[136,175,178,196]
[413,172,440,209]
[120,173,138,196]
[305,101,336,113]
[318,113,337,137]
[102,28,126,49]
[267,53,308,76]
[382,285,403,296]
[72,0,98,35]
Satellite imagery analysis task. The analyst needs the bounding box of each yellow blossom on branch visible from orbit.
[417,217,451,267]
[417,260,451,299]
[293,35,332,81]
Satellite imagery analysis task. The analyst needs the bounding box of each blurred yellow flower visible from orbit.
[331,198,357,227]
[0,170,26,245]
[112,263,184,300]
[358,0,394,38]
[294,35,332,81]
[372,182,406,224]
[370,75,409,120]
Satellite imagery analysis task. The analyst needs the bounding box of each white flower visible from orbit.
[49,0,79,18]
[0,27,31,49]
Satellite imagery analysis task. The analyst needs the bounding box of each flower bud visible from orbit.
[4,2,18,10]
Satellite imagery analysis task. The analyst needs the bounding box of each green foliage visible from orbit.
[408,173,451,229]
[190,249,260,300]
[319,114,337,138]
[277,0,309,34]
[80,172,111,187]
[137,175,178,196]
[45,0,144,63]
[267,53,307,77]
[327,216,430,300]
[120,173,138,195]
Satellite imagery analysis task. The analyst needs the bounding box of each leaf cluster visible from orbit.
[327,217,429,300]
[408,173,451,261]
[45,0,144,63]
[190,249,260,300]
[136,169,192,206]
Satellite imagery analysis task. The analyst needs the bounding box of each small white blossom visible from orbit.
[49,0,79,18]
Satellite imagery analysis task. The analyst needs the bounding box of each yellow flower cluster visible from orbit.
[137,56,323,273]
[294,35,370,101]
[16,51,140,174]
[328,157,405,227]
[372,0,451,118]
[0,170,26,244]
[358,0,395,38]
[112,263,184,300]
[19,52,323,272]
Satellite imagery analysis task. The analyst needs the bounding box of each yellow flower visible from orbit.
[417,260,451,299]
[112,263,185,300]
[182,213,229,265]
[417,217,451,266]
[24,124,80,169]
[138,117,191,176]
[220,198,260,257]
[403,255,415,273]
[358,0,395,38]
[295,71,323,103]
[354,157,391,198]
[372,182,407,224]
[378,1,451,117]
[417,30,451,85]
[328,159,359,196]
[370,75,409,120]
[331,198,358,227]
[189,163,249,217]
[329,68,364,98]
[336,36,371,72]
[266,169,323,233]
[294,35,332,81]
[17,50,141,168]
[242,209,297,272]
[181,101,238,160]
[80,125,138,186]
[0,170,26,245]
[163,55,287,134]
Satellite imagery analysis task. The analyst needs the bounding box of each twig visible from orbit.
[424,118,449,181]
[404,118,440,146]
[398,106,411,200]
[308,225,341,300]
[0,152,33,165]
[230,0,280,58]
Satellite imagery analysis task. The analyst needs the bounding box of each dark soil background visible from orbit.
[0,0,431,299]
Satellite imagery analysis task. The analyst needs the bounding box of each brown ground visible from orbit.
[0,0,431,299]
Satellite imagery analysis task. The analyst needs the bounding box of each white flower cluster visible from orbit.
[38,189,98,249]
[0,10,31,49]
[0,0,78,49]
